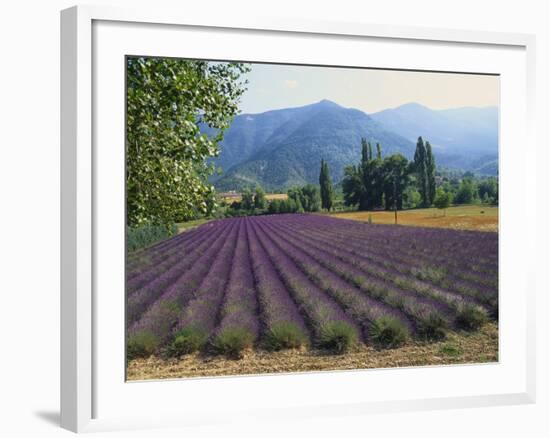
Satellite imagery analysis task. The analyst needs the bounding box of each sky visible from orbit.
[237,62,499,115]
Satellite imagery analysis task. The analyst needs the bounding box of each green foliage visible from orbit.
[267,199,281,214]
[126,57,249,226]
[126,223,178,252]
[455,303,488,331]
[165,327,209,357]
[212,327,255,359]
[319,159,334,211]
[267,194,312,215]
[434,188,453,212]
[342,164,365,207]
[403,187,422,209]
[369,316,410,348]
[343,140,410,211]
[413,136,436,207]
[411,264,447,283]
[477,177,498,204]
[240,188,255,210]
[254,186,267,209]
[264,322,307,351]
[317,321,358,354]
[417,313,447,341]
[439,343,463,357]
[454,177,479,204]
[425,141,436,205]
[287,184,321,212]
[382,153,410,211]
[127,331,158,360]
[364,140,385,209]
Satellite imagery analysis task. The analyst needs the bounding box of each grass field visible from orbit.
[176,218,213,234]
[328,205,498,232]
[220,193,288,203]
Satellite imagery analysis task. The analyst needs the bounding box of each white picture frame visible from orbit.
[60,4,537,433]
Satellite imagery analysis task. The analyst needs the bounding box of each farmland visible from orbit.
[328,205,498,232]
[127,214,498,377]
[219,192,288,203]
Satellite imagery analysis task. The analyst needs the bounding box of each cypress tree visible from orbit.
[414,136,429,207]
[359,139,370,210]
[425,141,436,205]
[361,138,369,165]
[319,159,334,211]
[373,143,384,208]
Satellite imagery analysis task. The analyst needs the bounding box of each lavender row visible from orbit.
[285,221,497,302]
[173,220,241,345]
[211,218,261,352]
[245,218,310,349]
[278,215,497,292]
[126,220,230,296]
[126,223,204,267]
[277,215,498,284]
[268,219,496,311]
[263,217,487,320]
[126,221,231,324]
[128,219,240,350]
[290,215,498,273]
[126,221,225,278]
[288,215,498,274]
[256,218,456,336]
[253,220,415,342]
[250,220,363,347]
[126,225,206,279]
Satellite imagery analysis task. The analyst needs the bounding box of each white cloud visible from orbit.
[283,79,298,89]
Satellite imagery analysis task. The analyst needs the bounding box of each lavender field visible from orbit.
[127,214,498,361]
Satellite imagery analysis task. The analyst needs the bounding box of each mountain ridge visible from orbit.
[209,100,498,191]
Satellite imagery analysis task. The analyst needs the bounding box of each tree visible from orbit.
[477,177,498,203]
[454,178,478,204]
[434,189,453,216]
[425,141,436,205]
[268,200,281,214]
[241,188,254,210]
[288,185,321,212]
[343,140,396,211]
[382,154,410,211]
[342,164,364,208]
[319,159,334,211]
[126,57,249,226]
[346,138,384,210]
[414,137,429,207]
[403,187,422,209]
[253,186,266,209]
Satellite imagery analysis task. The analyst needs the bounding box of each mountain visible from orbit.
[370,103,498,171]
[209,100,499,191]
[211,100,415,191]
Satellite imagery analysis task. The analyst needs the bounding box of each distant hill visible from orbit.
[209,100,498,191]
[211,100,414,191]
[370,102,498,172]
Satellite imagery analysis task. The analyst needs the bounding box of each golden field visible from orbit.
[328,205,498,232]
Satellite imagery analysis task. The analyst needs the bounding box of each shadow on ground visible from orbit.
[34,411,60,427]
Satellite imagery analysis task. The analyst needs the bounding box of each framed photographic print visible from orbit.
[61,4,536,433]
